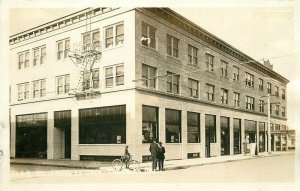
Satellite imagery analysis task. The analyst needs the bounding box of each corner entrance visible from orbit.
[54,110,71,159]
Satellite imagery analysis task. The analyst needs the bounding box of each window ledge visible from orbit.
[141,44,158,52]
[166,54,181,62]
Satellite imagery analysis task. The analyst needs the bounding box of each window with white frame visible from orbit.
[275,105,279,115]
[267,82,272,94]
[259,99,264,112]
[57,38,70,60]
[245,72,254,87]
[82,69,99,90]
[233,66,239,81]
[142,64,157,89]
[205,53,214,72]
[282,106,286,117]
[56,75,70,95]
[17,82,29,101]
[105,65,124,88]
[167,34,179,58]
[206,84,214,101]
[18,51,30,69]
[82,30,99,51]
[274,86,279,97]
[246,96,255,110]
[188,45,198,65]
[188,78,199,98]
[167,72,179,94]
[141,22,156,49]
[221,60,228,77]
[105,23,124,48]
[234,92,240,107]
[259,78,264,91]
[33,46,46,66]
[282,89,285,99]
[32,79,46,98]
[221,88,228,104]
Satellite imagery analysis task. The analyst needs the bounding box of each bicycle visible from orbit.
[112,155,140,172]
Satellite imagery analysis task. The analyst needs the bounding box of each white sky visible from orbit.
[8,4,300,129]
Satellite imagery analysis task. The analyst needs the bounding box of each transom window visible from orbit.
[188,45,198,65]
[221,88,228,104]
[245,72,254,87]
[205,53,214,72]
[142,64,157,89]
[206,84,215,101]
[57,38,70,60]
[17,83,29,101]
[167,72,180,94]
[233,66,239,81]
[221,60,228,77]
[18,51,30,69]
[105,65,124,88]
[56,74,70,95]
[141,22,156,49]
[234,92,240,107]
[105,23,124,48]
[188,78,199,98]
[246,96,255,110]
[167,34,179,58]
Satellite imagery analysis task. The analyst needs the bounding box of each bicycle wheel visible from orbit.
[112,159,123,171]
[128,160,140,172]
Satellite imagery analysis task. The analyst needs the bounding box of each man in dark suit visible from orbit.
[149,139,158,171]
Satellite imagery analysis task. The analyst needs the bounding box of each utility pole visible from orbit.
[267,94,271,154]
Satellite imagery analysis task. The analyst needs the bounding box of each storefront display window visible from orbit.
[187,112,200,143]
[233,118,241,154]
[142,105,158,143]
[166,109,181,143]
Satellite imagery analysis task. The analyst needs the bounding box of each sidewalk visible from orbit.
[11,151,294,173]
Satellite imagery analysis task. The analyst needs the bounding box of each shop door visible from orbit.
[205,128,210,158]
[64,125,71,158]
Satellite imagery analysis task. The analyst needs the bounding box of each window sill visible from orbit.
[103,44,125,52]
[141,44,158,52]
[166,54,181,62]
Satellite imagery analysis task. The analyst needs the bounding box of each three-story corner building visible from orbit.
[9,8,289,162]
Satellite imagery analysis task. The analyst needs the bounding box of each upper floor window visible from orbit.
[56,74,70,95]
[105,23,124,48]
[18,51,30,69]
[275,105,279,115]
[233,66,239,81]
[167,72,179,94]
[205,53,214,72]
[221,88,228,104]
[259,99,264,112]
[221,60,228,77]
[246,96,255,110]
[57,38,70,60]
[33,46,46,66]
[282,89,286,99]
[267,82,272,94]
[188,45,198,65]
[259,78,264,91]
[83,30,100,51]
[282,106,286,117]
[141,22,156,49]
[245,72,254,87]
[274,86,279,97]
[270,105,272,114]
[105,65,124,88]
[167,34,179,58]
[188,78,199,98]
[234,92,240,107]
[33,79,46,98]
[206,84,215,101]
[142,64,157,89]
[82,69,99,91]
[17,82,29,101]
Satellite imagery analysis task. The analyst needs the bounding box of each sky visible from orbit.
[8,4,299,129]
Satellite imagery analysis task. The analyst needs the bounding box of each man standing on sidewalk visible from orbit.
[149,139,158,171]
